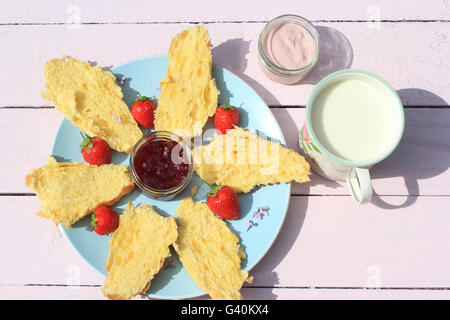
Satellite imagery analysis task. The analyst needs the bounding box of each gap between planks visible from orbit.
[1,20,449,27]
[1,105,449,109]
[2,194,450,198]
[2,283,450,291]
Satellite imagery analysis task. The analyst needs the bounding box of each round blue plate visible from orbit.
[52,56,290,299]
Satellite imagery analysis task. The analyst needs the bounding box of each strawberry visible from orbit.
[131,92,157,129]
[214,104,239,134]
[206,185,241,220]
[80,133,111,166]
[91,206,120,235]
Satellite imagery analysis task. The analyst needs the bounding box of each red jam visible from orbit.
[133,139,190,190]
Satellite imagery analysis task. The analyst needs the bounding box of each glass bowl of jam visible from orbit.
[129,131,193,200]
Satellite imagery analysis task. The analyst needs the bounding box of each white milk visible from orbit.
[311,77,398,162]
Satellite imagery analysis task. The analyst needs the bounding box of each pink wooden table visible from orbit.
[1,0,449,300]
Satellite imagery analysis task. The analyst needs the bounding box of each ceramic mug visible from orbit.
[299,70,405,203]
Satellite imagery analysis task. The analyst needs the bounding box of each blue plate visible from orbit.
[51,56,290,299]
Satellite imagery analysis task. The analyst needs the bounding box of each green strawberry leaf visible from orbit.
[218,104,235,110]
[136,91,150,102]
[207,185,223,198]
[90,213,97,229]
[80,132,93,154]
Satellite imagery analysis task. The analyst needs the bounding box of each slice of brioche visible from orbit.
[102,202,178,300]
[25,156,134,228]
[193,127,310,193]
[41,56,142,153]
[154,26,220,138]
[174,197,251,300]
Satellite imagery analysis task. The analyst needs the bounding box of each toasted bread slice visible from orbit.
[173,197,251,300]
[193,127,310,193]
[25,156,134,228]
[154,26,220,138]
[102,202,178,300]
[41,56,142,153]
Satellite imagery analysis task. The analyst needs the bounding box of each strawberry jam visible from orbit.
[133,139,190,190]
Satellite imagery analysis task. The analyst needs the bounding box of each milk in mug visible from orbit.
[310,77,400,163]
[301,70,404,203]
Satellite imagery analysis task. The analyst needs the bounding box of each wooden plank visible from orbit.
[2,195,450,289]
[274,108,450,197]
[1,0,449,24]
[0,109,62,194]
[4,108,449,196]
[1,285,449,300]
[250,196,450,288]
[0,22,448,107]
[0,196,103,285]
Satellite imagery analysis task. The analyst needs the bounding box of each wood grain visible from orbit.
[1,286,449,300]
[1,0,449,24]
[0,196,103,285]
[1,0,449,300]
[4,108,449,196]
[3,196,450,289]
[0,22,448,107]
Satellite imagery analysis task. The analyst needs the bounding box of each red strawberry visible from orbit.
[214,104,239,134]
[131,92,157,129]
[80,133,111,166]
[206,185,241,220]
[91,206,120,235]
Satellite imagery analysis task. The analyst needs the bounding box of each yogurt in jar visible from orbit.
[263,22,316,71]
[258,15,320,84]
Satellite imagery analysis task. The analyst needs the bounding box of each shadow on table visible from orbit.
[210,40,347,296]
[211,27,353,98]
[272,108,343,190]
[302,26,353,85]
[371,88,449,209]
[211,34,349,298]
[212,38,281,106]
[397,88,450,107]
[242,195,308,300]
[87,60,113,72]
[239,111,311,300]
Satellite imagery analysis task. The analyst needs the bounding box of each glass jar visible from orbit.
[129,131,193,201]
[258,14,320,84]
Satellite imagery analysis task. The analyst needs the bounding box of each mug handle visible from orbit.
[346,167,373,204]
